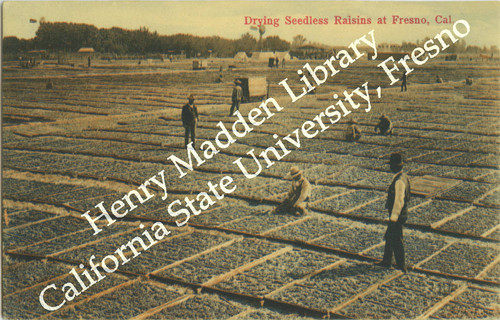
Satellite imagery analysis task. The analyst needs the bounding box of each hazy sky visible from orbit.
[3,1,500,47]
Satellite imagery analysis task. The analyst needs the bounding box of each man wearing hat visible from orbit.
[376,152,411,272]
[182,94,199,148]
[345,118,362,142]
[272,166,311,216]
[229,79,243,116]
[401,71,408,92]
[375,114,393,135]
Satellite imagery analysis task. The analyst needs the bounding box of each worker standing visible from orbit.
[375,152,411,273]
[229,79,243,116]
[182,94,199,148]
[401,71,407,92]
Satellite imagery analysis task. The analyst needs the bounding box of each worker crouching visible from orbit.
[272,166,311,216]
[375,114,393,135]
[346,118,362,142]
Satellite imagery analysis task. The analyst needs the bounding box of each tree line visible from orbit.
[2,21,291,57]
[3,21,497,58]
[379,38,499,55]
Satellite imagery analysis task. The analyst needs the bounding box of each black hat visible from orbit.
[388,152,404,166]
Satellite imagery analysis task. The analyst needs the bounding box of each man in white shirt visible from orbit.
[376,152,411,272]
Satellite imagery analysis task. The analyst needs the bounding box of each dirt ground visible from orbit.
[2,57,499,319]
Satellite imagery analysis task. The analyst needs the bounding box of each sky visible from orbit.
[2,1,500,48]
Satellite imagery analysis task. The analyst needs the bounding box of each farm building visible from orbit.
[233,51,249,61]
[367,51,410,61]
[249,51,277,61]
[290,43,333,59]
[19,50,47,67]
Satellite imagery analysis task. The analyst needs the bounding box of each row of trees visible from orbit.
[5,21,497,57]
[378,38,499,55]
[3,21,292,57]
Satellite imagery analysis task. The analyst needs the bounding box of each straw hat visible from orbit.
[285,166,302,179]
[188,94,195,100]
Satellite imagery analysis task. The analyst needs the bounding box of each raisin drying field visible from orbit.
[2,58,499,319]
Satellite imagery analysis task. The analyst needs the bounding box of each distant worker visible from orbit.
[275,57,279,68]
[45,79,53,90]
[436,75,443,83]
[300,71,316,94]
[375,114,393,135]
[281,58,285,68]
[272,166,311,216]
[466,75,473,85]
[401,71,407,92]
[375,152,411,273]
[346,118,362,142]
[182,94,199,148]
[229,79,243,116]
[88,56,91,68]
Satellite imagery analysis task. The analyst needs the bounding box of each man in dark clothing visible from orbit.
[182,94,199,148]
[376,152,411,272]
[45,79,54,90]
[401,71,407,91]
[466,75,473,85]
[229,80,243,116]
[375,114,393,135]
